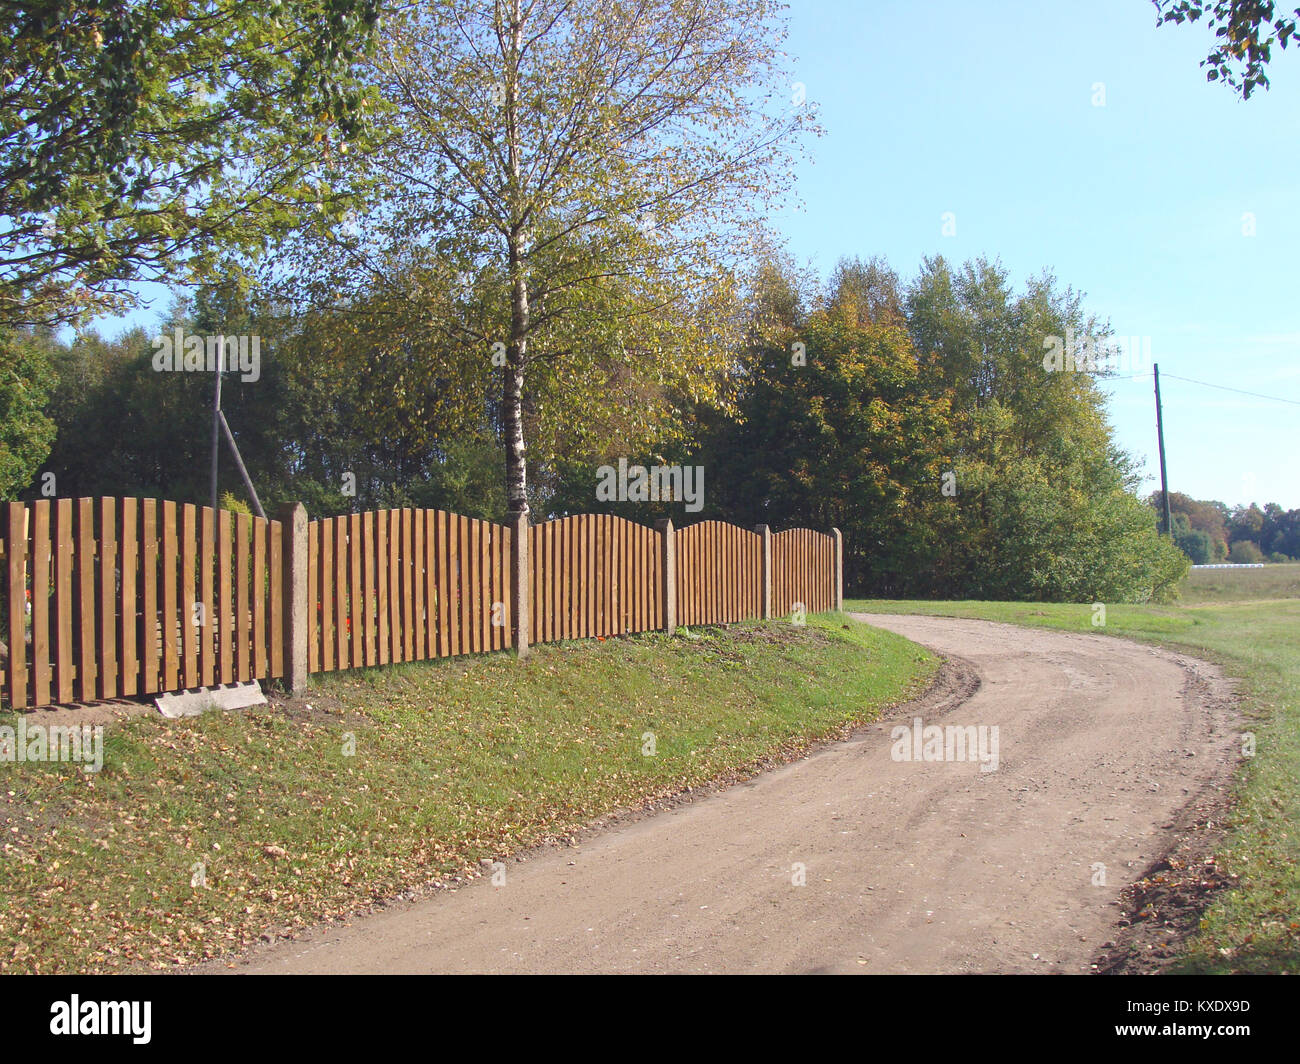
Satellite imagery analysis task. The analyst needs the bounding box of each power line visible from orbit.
[1153,372,1300,408]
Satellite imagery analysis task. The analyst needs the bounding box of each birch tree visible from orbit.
[293,0,812,517]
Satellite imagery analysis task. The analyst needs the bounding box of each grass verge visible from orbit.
[0,614,935,973]
[847,595,1300,974]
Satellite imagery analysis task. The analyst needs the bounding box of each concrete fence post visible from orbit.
[280,502,309,696]
[656,518,676,635]
[755,524,772,620]
[511,511,530,659]
[831,526,844,611]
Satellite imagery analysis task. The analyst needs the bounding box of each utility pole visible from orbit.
[1154,363,1172,536]
[211,350,223,515]
[209,343,267,520]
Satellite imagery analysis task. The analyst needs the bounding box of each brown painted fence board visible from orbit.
[97,499,116,700]
[414,510,426,661]
[118,500,137,697]
[388,510,402,663]
[30,501,51,707]
[237,514,252,682]
[351,513,364,667]
[269,518,283,679]
[218,510,233,686]
[198,507,214,687]
[161,501,178,695]
[4,503,26,707]
[139,499,158,699]
[181,505,198,689]
[253,516,267,681]
[772,527,835,618]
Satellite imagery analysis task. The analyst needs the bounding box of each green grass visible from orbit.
[847,592,1300,974]
[0,614,935,973]
[1180,562,1300,604]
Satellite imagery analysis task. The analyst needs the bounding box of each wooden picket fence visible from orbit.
[305,510,513,672]
[529,515,663,642]
[675,520,762,627]
[1,498,841,710]
[773,527,838,617]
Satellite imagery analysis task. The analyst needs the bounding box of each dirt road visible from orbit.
[212,614,1241,974]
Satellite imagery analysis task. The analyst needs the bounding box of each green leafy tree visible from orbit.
[285,0,814,518]
[700,258,956,595]
[1,0,380,329]
[1173,512,1213,564]
[1155,0,1298,97]
[1227,502,1266,546]
[1160,490,1230,558]
[904,256,1188,601]
[0,327,58,497]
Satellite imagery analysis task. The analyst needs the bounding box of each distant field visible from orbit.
[1180,562,1300,603]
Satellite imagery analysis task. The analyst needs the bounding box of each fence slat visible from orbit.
[4,503,27,707]
[335,516,349,671]
[351,513,363,668]
[74,499,97,702]
[307,519,318,672]
[435,510,449,658]
[496,520,506,647]
[388,510,402,663]
[528,524,539,644]
[414,510,426,660]
[449,513,463,657]
[377,511,390,666]
[199,507,215,686]
[218,510,233,685]
[552,521,561,641]
[118,500,137,697]
[490,521,501,650]
[161,501,178,694]
[319,517,332,672]
[402,509,414,664]
[237,514,251,681]
[480,519,492,651]
[599,516,610,637]
[470,512,486,647]
[269,518,284,679]
[253,516,267,680]
[139,500,158,698]
[97,498,117,699]
[363,511,377,667]
[31,501,51,707]
[181,505,198,688]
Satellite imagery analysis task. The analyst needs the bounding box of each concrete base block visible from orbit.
[155,681,267,719]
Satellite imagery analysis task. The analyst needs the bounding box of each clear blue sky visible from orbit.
[90,0,1298,509]
[776,0,1300,509]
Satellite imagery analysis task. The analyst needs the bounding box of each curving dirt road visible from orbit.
[211,614,1242,974]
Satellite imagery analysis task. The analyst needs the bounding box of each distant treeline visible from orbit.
[1156,492,1299,564]
[1,254,1193,603]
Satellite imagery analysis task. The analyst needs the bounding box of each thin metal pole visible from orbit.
[210,346,223,514]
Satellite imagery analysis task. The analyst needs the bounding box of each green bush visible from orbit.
[1228,540,1264,564]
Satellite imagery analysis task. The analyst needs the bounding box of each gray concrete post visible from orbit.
[280,502,309,695]
[831,526,844,611]
[655,518,676,635]
[511,511,530,659]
